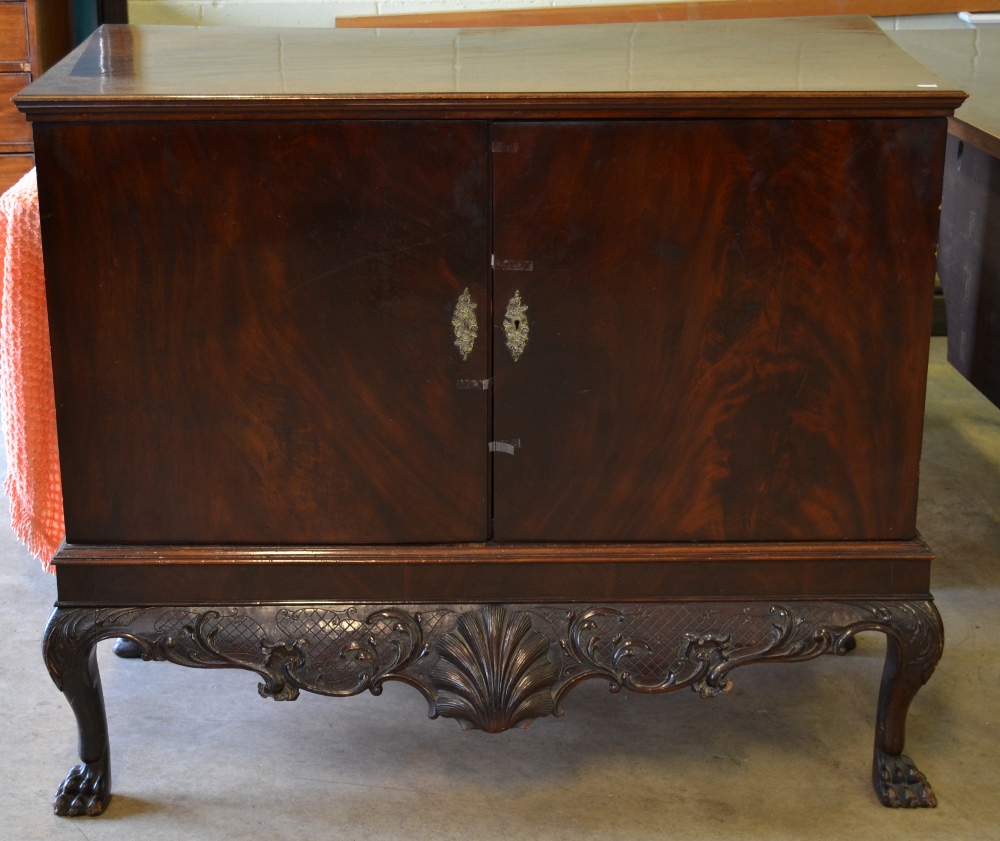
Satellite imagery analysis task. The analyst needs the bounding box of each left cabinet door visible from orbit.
[35,120,490,544]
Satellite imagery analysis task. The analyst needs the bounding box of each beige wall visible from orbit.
[127,0,667,27]
[125,1,970,30]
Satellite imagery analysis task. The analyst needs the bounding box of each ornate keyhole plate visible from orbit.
[452,288,478,360]
[504,291,529,361]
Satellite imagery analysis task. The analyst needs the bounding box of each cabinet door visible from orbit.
[492,119,943,542]
[36,120,490,544]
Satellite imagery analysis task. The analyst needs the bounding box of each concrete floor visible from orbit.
[2,337,998,841]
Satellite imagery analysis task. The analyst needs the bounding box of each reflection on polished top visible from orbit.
[15,16,965,119]
[890,28,1000,146]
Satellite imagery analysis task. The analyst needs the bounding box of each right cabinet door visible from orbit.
[491,119,945,542]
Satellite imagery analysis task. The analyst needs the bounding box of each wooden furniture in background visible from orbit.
[95,0,125,24]
[0,0,74,192]
[0,1,41,192]
[0,1,121,194]
[16,17,963,818]
[891,28,1000,408]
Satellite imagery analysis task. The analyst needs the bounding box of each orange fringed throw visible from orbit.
[0,169,65,570]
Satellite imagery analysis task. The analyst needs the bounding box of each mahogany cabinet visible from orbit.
[16,17,964,817]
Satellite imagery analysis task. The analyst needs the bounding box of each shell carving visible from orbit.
[431,606,558,732]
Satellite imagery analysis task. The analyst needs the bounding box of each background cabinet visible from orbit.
[0,1,39,190]
[0,0,76,192]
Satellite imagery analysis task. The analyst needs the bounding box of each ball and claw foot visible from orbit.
[53,760,111,816]
[874,749,936,808]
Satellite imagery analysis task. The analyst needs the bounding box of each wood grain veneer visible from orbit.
[0,149,30,190]
[492,118,944,542]
[35,119,490,545]
[0,70,31,146]
[0,2,28,66]
[51,540,934,605]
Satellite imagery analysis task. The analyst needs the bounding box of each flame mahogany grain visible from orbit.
[492,118,945,542]
[35,120,491,544]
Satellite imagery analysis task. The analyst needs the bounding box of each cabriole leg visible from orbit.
[42,608,112,817]
[871,601,944,808]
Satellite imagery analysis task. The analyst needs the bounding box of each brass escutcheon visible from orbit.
[504,291,529,361]
[452,288,478,360]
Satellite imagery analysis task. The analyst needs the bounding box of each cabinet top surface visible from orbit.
[17,16,963,119]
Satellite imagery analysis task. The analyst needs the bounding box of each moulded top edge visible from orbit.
[52,538,935,565]
[15,17,965,116]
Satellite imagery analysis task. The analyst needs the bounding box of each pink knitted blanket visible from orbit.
[0,169,65,570]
